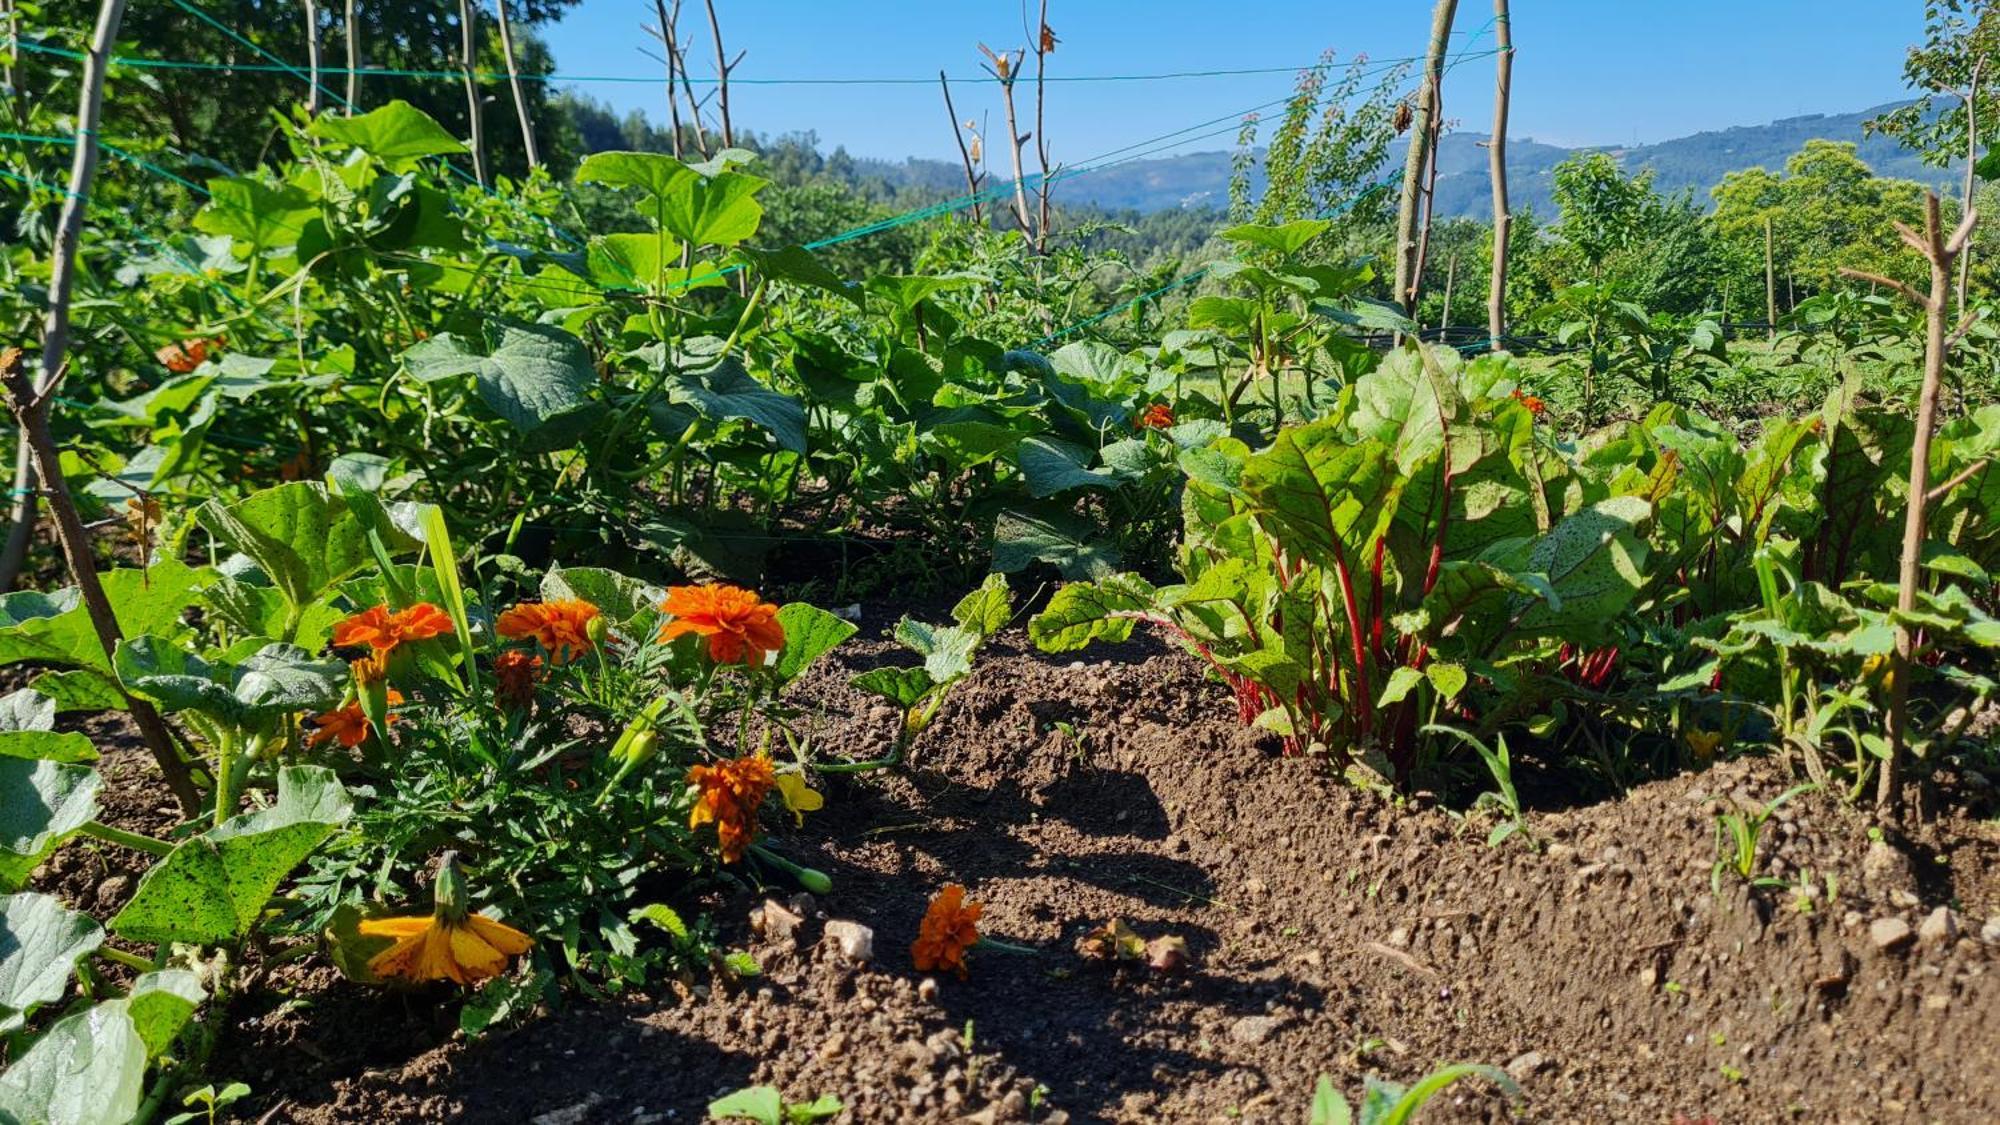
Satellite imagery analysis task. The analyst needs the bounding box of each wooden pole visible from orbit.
[343,0,360,112]
[1764,214,1777,342]
[1440,250,1457,331]
[1395,0,1460,314]
[1486,0,1512,351]
[1031,0,1054,251]
[647,0,685,158]
[1961,59,1981,319]
[302,0,322,115]
[983,45,1037,248]
[941,71,986,223]
[493,0,540,169]
[1840,193,1978,818]
[457,0,487,186]
[0,0,203,816]
[702,0,741,148]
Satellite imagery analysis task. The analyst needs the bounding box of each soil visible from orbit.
[26,616,2000,1124]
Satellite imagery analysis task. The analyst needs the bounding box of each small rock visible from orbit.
[95,874,133,911]
[531,1095,605,1125]
[1918,907,1960,946]
[1982,917,2000,945]
[825,920,874,962]
[752,898,804,944]
[1385,926,1410,949]
[1923,993,1951,1012]
[820,1031,848,1059]
[917,977,940,1003]
[1863,840,1914,890]
[1243,877,1268,896]
[1890,889,1922,909]
[1870,917,1915,953]
[1228,1015,1285,1045]
[1505,1051,1551,1080]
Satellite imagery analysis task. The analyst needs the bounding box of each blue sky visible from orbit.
[537,1,1919,163]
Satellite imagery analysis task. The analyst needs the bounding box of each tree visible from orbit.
[1230,50,1408,237]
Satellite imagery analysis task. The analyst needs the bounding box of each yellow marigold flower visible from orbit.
[775,772,824,826]
[359,854,533,986]
[658,584,786,665]
[687,753,776,863]
[1685,727,1722,762]
[912,883,982,979]
[495,599,602,664]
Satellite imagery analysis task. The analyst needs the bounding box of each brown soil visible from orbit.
[29,620,2000,1124]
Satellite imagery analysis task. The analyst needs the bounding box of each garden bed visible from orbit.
[41,615,2000,1124]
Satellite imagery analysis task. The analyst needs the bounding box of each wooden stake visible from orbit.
[1395,0,1460,314]
[1485,0,1512,351]
[941,71,986,223]
[702,0,743,148]
[457,0,486,186]
[343,0,360,112]
[1,0,203,816]
[302,0,323,115]
[1765,214,1777,342]
[1839,192,1979,818]
[494,0,540,169]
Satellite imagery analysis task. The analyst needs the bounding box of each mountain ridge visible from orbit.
[836,100,1951,218]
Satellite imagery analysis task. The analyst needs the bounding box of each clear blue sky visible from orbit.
[537,1,1919,163]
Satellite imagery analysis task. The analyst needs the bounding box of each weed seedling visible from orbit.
[1711,783,1818,893]
[1308,1064,1521,1124]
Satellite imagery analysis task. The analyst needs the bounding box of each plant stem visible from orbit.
[80,820,173,857]
[94,944,156,973]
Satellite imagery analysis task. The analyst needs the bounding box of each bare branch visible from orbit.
[1838,267,1928,307]
[1927,458,1990,504]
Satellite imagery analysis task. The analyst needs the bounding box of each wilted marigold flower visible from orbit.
[1135,403,1175,431]
[495,599,601,664]
[1511,388,1546,417]
[358,853,532,986]
[333,603,452,654]
[659,585,785,665]
[686,752,776,863]
[493,649,542,711]
[912,883,982,978]
[155,337,219,374]
[307,689,403,749]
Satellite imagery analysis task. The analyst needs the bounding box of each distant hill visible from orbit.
[946,101,1954,218]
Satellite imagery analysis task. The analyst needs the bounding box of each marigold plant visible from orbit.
[1136,402,1176,430]
[912,883,982,978]
[659,584,786,665]
[496,598,603,663]
[686,752,777,862]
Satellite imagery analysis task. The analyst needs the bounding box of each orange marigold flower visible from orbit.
[332,603,452,654]
[494,649,542,711]
[658,585,785,665]
[686,753,777,863]
[1511,388,1546,417]
[1135,402,1175,431]
[155,337,215,374]
[495,599,601,664]
[911,883,983,979]
[306,689,403,749]
[351,650,390,685]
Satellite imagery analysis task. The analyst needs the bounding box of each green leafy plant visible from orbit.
[708,1085,844,1125]
[831,573,1012,771]
[1307,1064,1520,1125]
[1712,783,1820,893]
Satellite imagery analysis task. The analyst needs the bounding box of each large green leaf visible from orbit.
[110,970,205,1059]
[192,177,315,254]
[0,893,103,1034]
[0,560,208,675]
[198,483,373,614]
[0,1002,147,1125]
[849,666,935,710]
[541,566,664,628]
[658,167,769,249]
[772,604,856,687]
[991,509,1121,580]
[109,767,351,946]
[0,687,92,763]
[1028,574,1160,652]
[1219,219,1330,257]
[669,357,807,453]
[894,619,980,685]
[402,320,605,453]
[1241,423,1397,568]
[1506,497,1653,639]
[0,760,101,891]
[950,574,1013,637]
[1047,341,1126,386]
[1015,437,1118,498]
[311,100,466,169]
